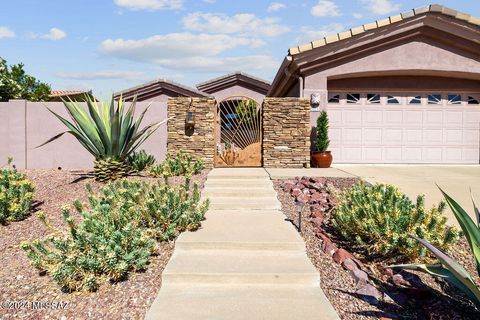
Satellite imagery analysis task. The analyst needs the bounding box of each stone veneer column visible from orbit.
[167,97,216,168]
[262,98,311,168]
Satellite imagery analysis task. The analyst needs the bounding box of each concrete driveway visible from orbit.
[335,165,480,227]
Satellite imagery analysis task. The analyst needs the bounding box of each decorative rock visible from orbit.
[392,274,411,287]
[312,216,324,228]
[296,194,309,203]
[295,182,305,190]
[350,269,369,288]
[382,267,394,278]
[309,182,324,192]
[317,233,338,256]
[342,258,358,271]
[384,290,408,305]
[310,209,324,219]
[291,188,302,196]
[332,248,354,264]
[310,192,323,203]
[283,182,295,192]
[356,284,382,305]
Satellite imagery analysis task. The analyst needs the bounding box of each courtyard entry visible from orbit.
[214,96,262,167]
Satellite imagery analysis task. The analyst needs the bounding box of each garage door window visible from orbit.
[447,94,461,105]
[468,95,480,105]
[408,96,422,104]
[347,93,360,104]
[428,94,442,105]
[367,94,380,104]
[387,96,400,104]
[328,94,340,103]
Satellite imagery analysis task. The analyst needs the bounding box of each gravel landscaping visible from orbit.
[273,177,480,320]
[0,169,208,320]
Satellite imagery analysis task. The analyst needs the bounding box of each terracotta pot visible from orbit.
[312,151,333,168]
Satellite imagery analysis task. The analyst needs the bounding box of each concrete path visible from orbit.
[336,165,480,226]
[146,168,339,320]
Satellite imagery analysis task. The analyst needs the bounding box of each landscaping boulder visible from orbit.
[356,284,382,306]
[342,258,358,271]
[350,269,369,288]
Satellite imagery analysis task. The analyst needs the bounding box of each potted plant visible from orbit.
[312,110,333,168]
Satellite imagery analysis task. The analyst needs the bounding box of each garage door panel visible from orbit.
[404,129,423,144]
[343,128,362,143]
[326,97,480,164]
[422,148,443,162]
[363,128,382,145]
[385,110,403,125]
[423,129,443,145]
[403,147,422,161]
[405,110,423,125]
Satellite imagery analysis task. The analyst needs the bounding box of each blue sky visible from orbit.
[0,0,478,98]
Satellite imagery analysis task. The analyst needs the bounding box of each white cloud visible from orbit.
[360,0,401,15]
[56,70,147,81]
[268,2,286,12]
[99,33,276,73]
[39,28,66,40]
[0,26,15,39]
[182,12,289,37]
[311,1,340,17]
[114,0,183,11]
[296,23,344,45]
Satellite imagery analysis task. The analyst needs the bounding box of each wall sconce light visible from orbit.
[310,92,321,108]
[185,110,195,130]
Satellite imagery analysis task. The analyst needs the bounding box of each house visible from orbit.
[49,90,96,102]
[269,4,480,164]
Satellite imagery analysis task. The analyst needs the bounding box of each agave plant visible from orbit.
[392,187,480,306]
[40,95,166,182]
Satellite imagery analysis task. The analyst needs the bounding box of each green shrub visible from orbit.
[314,110,330,152]
[21,178,208,292]
[0,159,35,225]
[127,149,156,172]
[150,151,204,178]
[332,182,459,260]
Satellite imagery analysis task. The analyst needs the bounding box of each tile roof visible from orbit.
[196,71,271,94]
[49,90,89,97]
[289,4,480,56]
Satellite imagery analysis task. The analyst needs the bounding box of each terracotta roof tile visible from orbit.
[288,4,480,56]
[49,90,88,97]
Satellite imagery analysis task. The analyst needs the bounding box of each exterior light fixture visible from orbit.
[310,92,321,109]
[185,98,195,131]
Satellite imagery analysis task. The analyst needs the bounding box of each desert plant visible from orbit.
[0,158,35,224]
[392,188,480,305]
[39,95,166,182]
[332,182,459,259]
[21,178,208,292]
[149,151,204,178]
[314,110,330,152]
[127,149,156,172]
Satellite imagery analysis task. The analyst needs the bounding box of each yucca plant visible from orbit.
[40,95,166,182]
[392,187,480,306]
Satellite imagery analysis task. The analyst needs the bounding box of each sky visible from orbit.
[0,0,478,99]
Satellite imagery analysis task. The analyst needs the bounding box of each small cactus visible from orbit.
[332,182,459,260]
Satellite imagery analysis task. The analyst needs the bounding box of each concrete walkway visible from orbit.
[146,168,338,320]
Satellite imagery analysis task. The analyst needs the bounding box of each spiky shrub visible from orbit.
[127,149,156,172]
[0,159,35,224]
[150,151,205,178]
[21,178,208,292]
[314,110,330,152]
[393,188,480,306]
[40,95,166,182]
[332,182,459,260]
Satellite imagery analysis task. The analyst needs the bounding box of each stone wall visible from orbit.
[167,97,216,168]
[262,98,311,168]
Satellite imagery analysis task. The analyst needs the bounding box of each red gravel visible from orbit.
[0,169,208,320]
[274,178,480,320]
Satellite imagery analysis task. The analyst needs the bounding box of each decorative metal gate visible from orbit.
[214,96,262,167]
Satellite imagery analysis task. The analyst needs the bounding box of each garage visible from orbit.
[327,91,480,163]
[268,5,480,165]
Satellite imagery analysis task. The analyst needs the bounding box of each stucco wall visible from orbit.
[263,98,311,168]
[167,97,216,168]
[0,100,168,169]
[303,40,480,102]
[207,84,266,104]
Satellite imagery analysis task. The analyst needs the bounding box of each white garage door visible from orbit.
[327,93,480,164]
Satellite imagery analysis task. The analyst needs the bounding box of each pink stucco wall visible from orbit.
[0,100,168,169]
[209,84,266,104]
[303,40,480,97]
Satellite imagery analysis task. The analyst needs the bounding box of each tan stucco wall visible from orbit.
[207,84,266,104]
[0,100,168,169]
[303,40,480,100]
